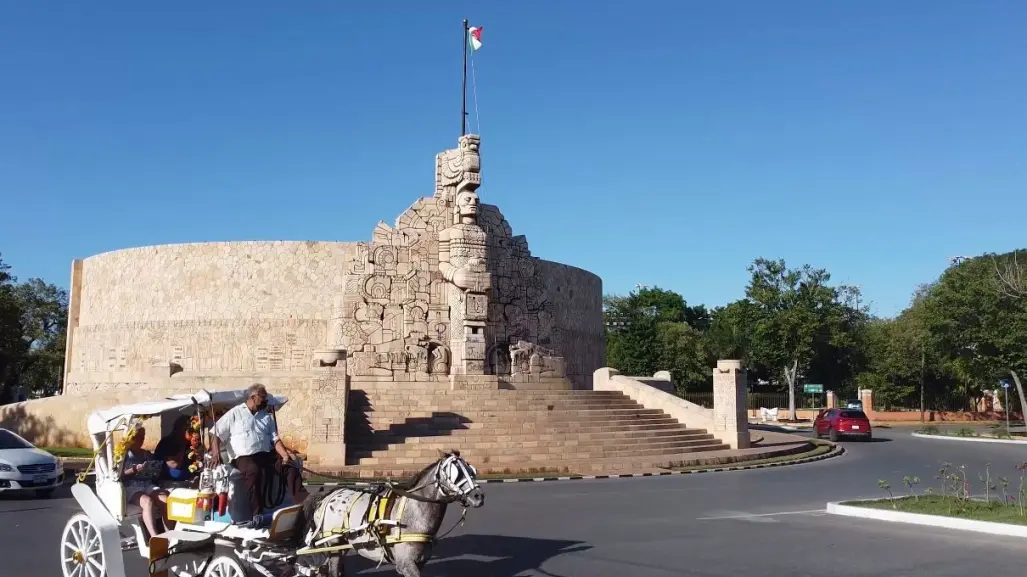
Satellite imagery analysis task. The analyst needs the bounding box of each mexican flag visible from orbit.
[469,25,482,51]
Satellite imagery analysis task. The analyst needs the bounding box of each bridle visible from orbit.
[389,455,481,506]
[436,455,480,506]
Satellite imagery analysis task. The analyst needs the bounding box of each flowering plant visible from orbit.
[186,414,205,474]
[113,416,149,468]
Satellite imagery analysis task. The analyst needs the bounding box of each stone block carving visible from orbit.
[509,340,566,378]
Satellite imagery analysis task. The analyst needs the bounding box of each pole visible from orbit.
[924,344,932,422]
[1006,384,1011,437]
[461,19,469,136]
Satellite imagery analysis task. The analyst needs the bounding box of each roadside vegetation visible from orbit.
[860,461,1027,525]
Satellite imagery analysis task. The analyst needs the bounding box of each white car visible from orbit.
[0,428,65,497]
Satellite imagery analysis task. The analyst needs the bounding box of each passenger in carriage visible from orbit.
[154,414,193,483]
[120,424,169,541]
[209,383,309,517]
[122,418,198,542]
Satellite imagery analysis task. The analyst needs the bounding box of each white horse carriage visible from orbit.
[61,389,307,577]
[60,389,486,577]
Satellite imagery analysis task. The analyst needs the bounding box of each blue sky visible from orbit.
[1,1,1024,317]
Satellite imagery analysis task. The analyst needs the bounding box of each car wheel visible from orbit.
[828,427,839,442]
[36,488,55,498]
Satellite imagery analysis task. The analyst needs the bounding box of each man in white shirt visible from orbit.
[210,383,309,516]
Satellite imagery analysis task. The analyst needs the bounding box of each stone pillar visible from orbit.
[859,388,874,412]
[713,360,750,449]
[825,390,837,409]
[305,351,349,469]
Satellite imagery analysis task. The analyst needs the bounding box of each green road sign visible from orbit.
[803,384,824,394]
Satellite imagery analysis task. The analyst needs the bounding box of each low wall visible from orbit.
[593,367,741,446]
[749,406,1023,423]
[867,409,1021,422]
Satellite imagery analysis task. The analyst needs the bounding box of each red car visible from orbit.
[814,408,872,441]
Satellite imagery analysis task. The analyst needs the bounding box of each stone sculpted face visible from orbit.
[455,190,479,221]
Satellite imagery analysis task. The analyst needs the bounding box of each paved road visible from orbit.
[5,429,1027,576]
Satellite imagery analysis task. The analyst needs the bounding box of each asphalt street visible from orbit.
[5,428,1027,577]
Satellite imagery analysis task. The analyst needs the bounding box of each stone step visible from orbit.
[349,436,721,460]
[344,423,697,450]
[334,434,813,477]
[336,447,742,477]
[352,441,729,467]
[350,407,670,421]
[352,417,679,434]
[351,382,580,392]
[348,405,655,419]
[347,425,709,448]
[349,415,684,435]
[352,391,629,402]
[349,400,646,411]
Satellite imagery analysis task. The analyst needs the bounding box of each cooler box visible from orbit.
[166,489,205,524]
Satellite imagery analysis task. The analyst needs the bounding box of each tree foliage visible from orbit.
[0,254,69,403]
[604,249,1027,418]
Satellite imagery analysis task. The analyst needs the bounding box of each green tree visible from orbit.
[0,255,69,402]
[0,255,26,395]
[924,251,1027,414]
[656,322,709,393]
[604,286,710,389]
[14,278,68,398]
[743,258,855,420]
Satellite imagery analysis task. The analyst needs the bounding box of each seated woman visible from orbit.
[154,414,194,484]
[120,424,167,540]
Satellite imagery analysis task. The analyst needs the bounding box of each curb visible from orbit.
[309,444,845,487]
[910,432,1027,445]
[826,500,1027,538]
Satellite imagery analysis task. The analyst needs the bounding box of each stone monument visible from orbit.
[325,133,578,389]
[17,133,605,465]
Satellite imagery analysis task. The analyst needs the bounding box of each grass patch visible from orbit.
[668,440,834,472]
[917,426,1026,440]
[42,447,94,458]
[849,495,1027,525]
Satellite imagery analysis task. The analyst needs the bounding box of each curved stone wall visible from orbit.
[68,241,358,376]
[65,239,605,387]
[534,259,604,388]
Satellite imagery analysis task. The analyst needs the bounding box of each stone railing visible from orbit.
[593,364,749,449]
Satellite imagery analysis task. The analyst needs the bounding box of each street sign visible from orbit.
[803,384,824,394]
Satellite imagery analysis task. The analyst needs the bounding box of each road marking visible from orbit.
[696,508,825,521]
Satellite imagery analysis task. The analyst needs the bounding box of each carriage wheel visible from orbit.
[203,554,247,577]
[61,512,107,577]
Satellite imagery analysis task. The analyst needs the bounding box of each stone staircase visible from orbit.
[342,387,730,476]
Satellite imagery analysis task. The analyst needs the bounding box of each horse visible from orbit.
[291,451,486,577]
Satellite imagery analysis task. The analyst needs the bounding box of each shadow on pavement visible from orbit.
[826,437,892,444]
[0,484,71,501]
[350,533,591,577]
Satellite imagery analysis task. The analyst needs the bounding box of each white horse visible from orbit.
[291,451,485,577]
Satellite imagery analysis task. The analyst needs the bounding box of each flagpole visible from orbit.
[461,18,469,136]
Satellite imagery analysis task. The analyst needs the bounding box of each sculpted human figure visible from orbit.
[437,134,491,374]
[437,136,490,295]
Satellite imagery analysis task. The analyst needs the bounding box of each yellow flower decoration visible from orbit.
[113,416,149,469]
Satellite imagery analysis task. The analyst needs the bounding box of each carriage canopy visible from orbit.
[85,389,288,435]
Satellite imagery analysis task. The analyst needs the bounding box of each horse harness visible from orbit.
[295,455,477,563]
[295,487,433,561]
